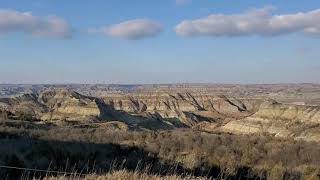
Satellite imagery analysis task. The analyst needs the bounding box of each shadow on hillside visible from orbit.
[0,131,262,180]
[95,99,182,130]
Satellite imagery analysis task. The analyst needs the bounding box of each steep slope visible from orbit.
[251,100,320,123]
[1,89,320,142]
[221,99,320,142]
[0,90,262,128]
[39,90,101,121]
[0,89,104,121]
[102,92,262,126]
[0,93,47,120]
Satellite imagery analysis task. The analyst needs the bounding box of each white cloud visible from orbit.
[93,19,163,40]
[175,7,320,37]
[0,9,72,39]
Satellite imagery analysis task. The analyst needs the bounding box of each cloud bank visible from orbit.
[175,7,320,37]
[0,9,72,39]
[93,19,163,40]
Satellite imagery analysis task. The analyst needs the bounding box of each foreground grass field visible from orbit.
[44,170,207,180]
[0,120,320,179]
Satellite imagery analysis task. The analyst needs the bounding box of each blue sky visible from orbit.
[0,0,320,84]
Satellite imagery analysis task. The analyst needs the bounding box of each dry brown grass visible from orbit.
[1,119,320,179]
[44,170,207,180]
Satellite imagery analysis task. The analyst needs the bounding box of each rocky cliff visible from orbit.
[0,89,261,126]
[102,93,264,125]
[1,89,320,142]
[220,99,320,142]
[0,90,100,121]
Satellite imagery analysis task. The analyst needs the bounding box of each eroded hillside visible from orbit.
[1,88,320,142]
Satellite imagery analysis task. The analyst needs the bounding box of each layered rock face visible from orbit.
[1,89,320,142]
[0,93,46,120]
[0,90,101,121]
[39,90,101,121]
[103,93,262,123]
[0,89,261,126]
[221,99,320,142]
[252,100,320,123]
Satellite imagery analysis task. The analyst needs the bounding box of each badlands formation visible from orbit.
[1,84,320,142]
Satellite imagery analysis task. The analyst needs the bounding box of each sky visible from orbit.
[0,0,320,84]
